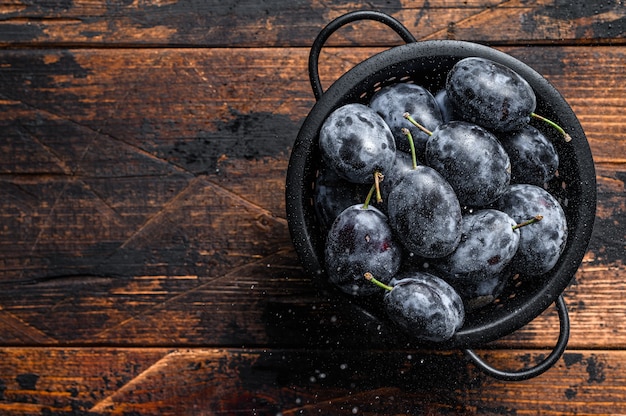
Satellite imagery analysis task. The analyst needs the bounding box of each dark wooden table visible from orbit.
[0,1,624,414]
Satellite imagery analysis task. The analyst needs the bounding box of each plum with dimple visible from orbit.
[325,204,402,296]
[493,184,568,276]
[369,83,443,158]
[387,165,462,258]
[498,124,559,186]
[446,57,536,132]
[425,121,511,207]
[384,271,465,342]
[319,103,396,184]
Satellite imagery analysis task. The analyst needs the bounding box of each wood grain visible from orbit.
[1,347,625,415]
[0,0,624,414]
[0,0,623,47]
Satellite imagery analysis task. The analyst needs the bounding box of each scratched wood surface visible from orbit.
[0,0,624,415]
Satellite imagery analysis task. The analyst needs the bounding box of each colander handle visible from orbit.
[309,10,417,101]
[464,295,570,381]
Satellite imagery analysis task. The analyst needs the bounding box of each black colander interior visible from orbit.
[285,40,596,349]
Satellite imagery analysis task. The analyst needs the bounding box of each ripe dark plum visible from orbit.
[319,103,396,183]
[378,271,465,342]
[498,124,559,186]
[369,83,443,158]
[433,209,520,281]
[387,165,462,258]
[314,166,371,231]
[493,184,568,276]
[446,57,536,132]
[425,121,511,207]
[325,204,402,296]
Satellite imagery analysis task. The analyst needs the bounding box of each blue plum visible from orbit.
[446,57,536,132]
[381,271,465,342]
[498,124,559,187]
[319,103,396,184]
[425,121,511,207]
[325,204,402,296]
[387,165,462,258]
[369,83,443,158]
[493,184,568,276]
[434,209,520,281]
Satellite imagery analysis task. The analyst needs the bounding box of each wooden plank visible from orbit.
[0,0,623,47]
[0,46,624,156]
[0,347,625,415]
[465,350,626,415]
[0,249,624,349]
[422,0,626,45]
[0,348,168,415]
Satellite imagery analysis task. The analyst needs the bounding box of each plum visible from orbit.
[446,56,536,132]
[319,103,396,184]
[493,184,568,275]
[387,165,462,258]
[369,83,442,158]
[325,204,402,296]
[367,271,465,342]
[425,121,511,207]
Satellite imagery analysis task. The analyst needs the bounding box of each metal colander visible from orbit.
[285,10,596,380]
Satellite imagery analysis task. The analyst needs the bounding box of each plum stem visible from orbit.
[401,128,419,170]
[374,170,384,204]
[364,272,393,291]
[512,215,543,230]
[403,112,433,136]
[530,113,572,142]
[362,184,376,210]
[363,171,384,208]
